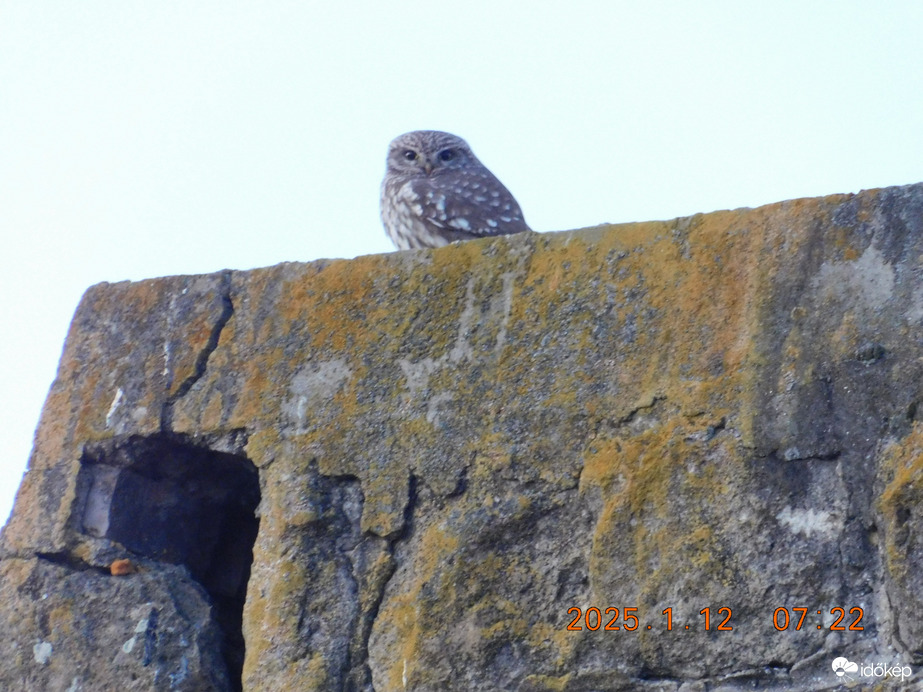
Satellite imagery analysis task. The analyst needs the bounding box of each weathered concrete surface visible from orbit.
[3,182,923,690]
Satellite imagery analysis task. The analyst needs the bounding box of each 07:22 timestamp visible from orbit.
[772,607,864,631]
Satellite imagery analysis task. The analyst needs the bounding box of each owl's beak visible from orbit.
[422,159,434,175]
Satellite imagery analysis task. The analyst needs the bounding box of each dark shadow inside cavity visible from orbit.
[78,433,259,692]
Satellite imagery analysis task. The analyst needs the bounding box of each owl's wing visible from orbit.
[407,168,530,238]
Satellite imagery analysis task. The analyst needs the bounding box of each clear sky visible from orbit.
[1,2,922,527]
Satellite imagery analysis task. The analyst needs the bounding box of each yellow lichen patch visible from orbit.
[468,434,516,480]
[877,424,923,579]
[879,425,923,504]
[580,437,628,494]
[360,499,408,539]
[281,653,334,689]
[481,611,529,644]
[243,554,310,676]
[286,248,474,362]
[244,428,281,468]
[228,351,282,424]
[511,213,760,428]
[282,262,376,354]
[518,673,575,691]
[198,389,226,431]
[374,519,461,690]
[586,418,738,601]
[525,621,581,671]
[47,604,76,639]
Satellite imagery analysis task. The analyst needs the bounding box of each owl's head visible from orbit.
[385,130,479,178]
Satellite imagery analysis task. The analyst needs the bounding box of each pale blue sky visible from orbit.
[2,1,922,526]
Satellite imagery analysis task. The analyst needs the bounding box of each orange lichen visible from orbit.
[109,559,136,576]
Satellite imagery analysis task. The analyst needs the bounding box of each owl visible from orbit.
[380,130,531,250]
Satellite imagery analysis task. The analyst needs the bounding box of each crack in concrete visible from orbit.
[35,551,110,575]
[346,473,417,691]
[161,271,234,432]
[616,395,666,426]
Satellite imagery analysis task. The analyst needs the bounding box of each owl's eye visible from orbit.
[438,149,456,162]
[402,149,417,161]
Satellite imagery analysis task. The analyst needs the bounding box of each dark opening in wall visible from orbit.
[78,433,260,692]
